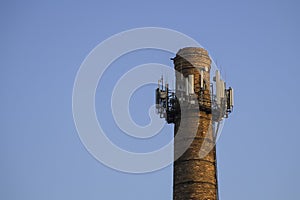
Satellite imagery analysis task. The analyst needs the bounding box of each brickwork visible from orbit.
[173,47,217,200]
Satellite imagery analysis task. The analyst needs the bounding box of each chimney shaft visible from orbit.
[173,47,218,200]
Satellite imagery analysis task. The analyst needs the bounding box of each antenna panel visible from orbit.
[188,74,194,94]
[215,70,221,105]
[200,70,204,89]
[185,77,189,96]
[229,87,234,107]
[221,80,225,98]
[155,88,160,108]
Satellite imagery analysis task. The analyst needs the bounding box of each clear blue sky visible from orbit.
[1,0,300,199]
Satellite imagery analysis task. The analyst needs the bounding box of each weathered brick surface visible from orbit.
[173,47,217,200]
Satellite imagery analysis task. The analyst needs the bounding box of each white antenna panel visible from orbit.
[188,74,194,94]
[200,70,204,89]
[185,77,189,96]
[229,87,234,107]
[216,70,221,105]
[221,80,225,98]
[177,73,183,91]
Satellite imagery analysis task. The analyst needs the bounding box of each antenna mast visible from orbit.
[155,47,234,200]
